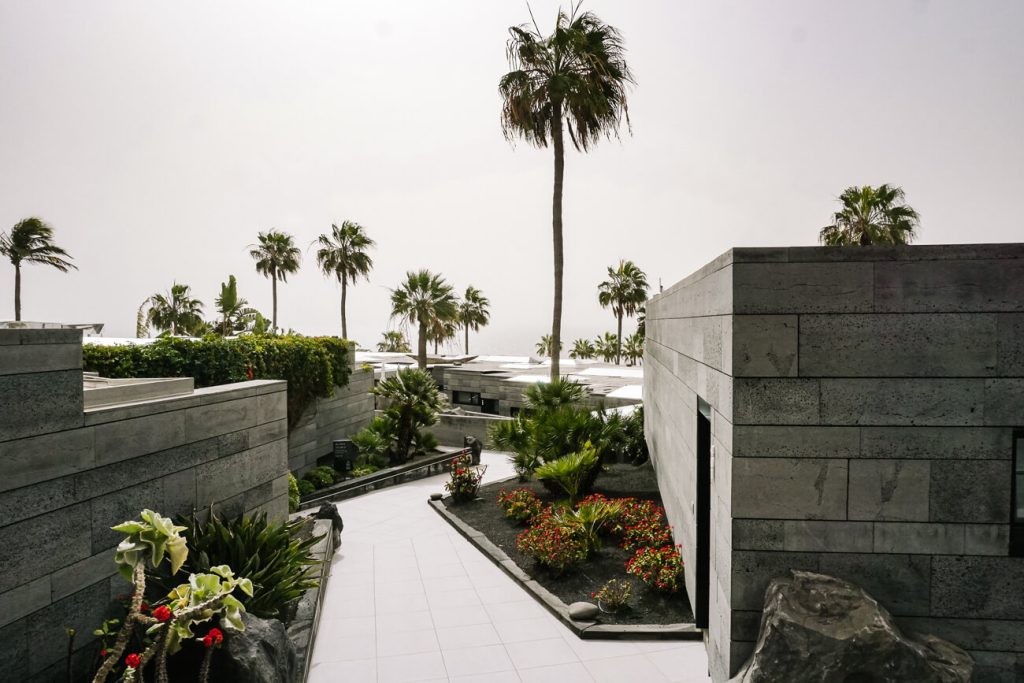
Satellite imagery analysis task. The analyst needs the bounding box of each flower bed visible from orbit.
[442,463,694,626]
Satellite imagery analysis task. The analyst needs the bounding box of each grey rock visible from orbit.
[568,601,599,621]
[315,503,344,549]
[219,612,298,683]
[464,435,483,465]
[730,571,973,683]
[430,492,444,501]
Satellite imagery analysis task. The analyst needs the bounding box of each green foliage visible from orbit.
[161,565,253,653]
[112,509,189,580]
[569,338,596,360]
[554,497,622,554]
[598,259,649,365]
[351,465,380,477]
[412,429,438,455]
[515,511,588,574]
[377,330,412,353]
[496,488,544,524]
[534,443,600,504]
[303,466,337,490]
[82,335,353,428]
[444,453,487,503]
[370,367,447,463]
[297,479,315,497]
[287,473,300,513]
[621,407,648,464]
[820,184,920,246]
[389,269,457,368]
[351,416,395,469]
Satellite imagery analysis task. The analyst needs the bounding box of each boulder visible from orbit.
[568,601,600,621]
[315,503,344,549]
[219,613,298,683]
[464,435,483,465]
[730,571,973,683]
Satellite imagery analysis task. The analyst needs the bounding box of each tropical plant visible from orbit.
[287,474,300,513]
[427,315,458,355]
[500,2,634,380]
[594,332,619,363]
[445,453,487,503]
[819,184,920,246]
[136,301,149,338]
[553,496,622,554]
[314,221,375,339]
[0,217,77,321]
[250,230,301,332]
[303,466,337,490]
[389,270,457,369]
[351,416,396,469]
[371,367,447,463]
[623,331,644,366]
[620,406,648,464]
[535,334,562,357]
[456,286,490,354]
[377,330,411,353]
[146,283,205,337]
[626,545,684,593]
[635,306,646,338]
[534,442,600,504]
[569,338,596,360]
[214,275,256,335]
[524,378,586,411]
[598,260,648,364]
[516,510,587,574]
[296,479,315,497]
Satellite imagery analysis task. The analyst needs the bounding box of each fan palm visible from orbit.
[536,334,562,357]
[389,270,457,369]
[456,286,490,354]
[377,330,411,353]
[819,184,920,246]
[570,338,596,360]
[623,331,644,366]
[595,332,618,363]
[372,368,447,463]
[597,260,648,364]
[0,217,77,321]
[249,230,301,332]
[146,283,204,336]
[215,275,256,335]
[427,316,458,355]
[314,221,375,339]
[500,2,634,381]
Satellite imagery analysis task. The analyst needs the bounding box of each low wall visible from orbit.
[429,411,509,447]
[0,329,290,682]
[287,366,374,473]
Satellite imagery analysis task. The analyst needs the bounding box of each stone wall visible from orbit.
[0,329,290,682]
[646,244,1024,682]
[287,366,374,474]
[429,411,508,447]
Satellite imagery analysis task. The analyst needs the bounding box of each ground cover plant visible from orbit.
[443,463,692,626]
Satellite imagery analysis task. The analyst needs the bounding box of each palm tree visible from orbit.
[595,332,618,363]
[314,221,375,339]
[214,275,256,335]
[500,3,634,381]
[249,230,301,332]
[597,260,649,364]
[427,317,458,356]
[570,338,596,360]
[0,217,77,321]
[372,367,448,464]
[536,334,562,357]
[146,283,204,336]
[377,330,411,353]
[390,270,457,369]
[135,301,149,338]
[456,286,490,354]
[819,184,920,246]
[623,332,644,366]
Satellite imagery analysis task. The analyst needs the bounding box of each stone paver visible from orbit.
[309,451,712,683]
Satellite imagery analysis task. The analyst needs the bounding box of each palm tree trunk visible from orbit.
[340,275,348,339]
[271,275,278,333]
[616,312,623,365]
[550,101,565,382]
[465,324,469,355]
[418,321,427,369]
[14,263,21,321]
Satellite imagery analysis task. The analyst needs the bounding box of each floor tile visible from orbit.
[435,622,502,650]
[646,646,713,682]
[504,637,579,669]
[376,627,440,657]
[429,604,492,629]
[518,661,595,683]
[584,653,671,683]
[377,650,448,683]
[311,632,375,663]
[442,643,515,677]
[376,610,435,636]
[494,616,565,643]
[306,657,375,683]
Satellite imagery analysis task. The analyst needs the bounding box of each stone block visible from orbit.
[996,313,1024,375]
[984,379,1024,425]
[83,392,200,426]
[733,379,819,425]
[26,579,108,675]
[51,547,118,602]
[931,556,1024,619]
[248,419,288,448]
[733,262,874,314]
[799,313,997,377]
[964,524,1009,555]
[0,476,78,527]
[732,315,798,377]
[730,550,821,610]
[820,378,984,426]
[0,328,81,345]
[929,460,1011,523]
[0,576,51,628]
[0,426,95,493]
[966,651,1022,683]
[0,369,83,441]
[872,522,965,554]
[818,553,931,616]
[896,616,1024,653]
[257,389,287,424]
[783,521,873,552]
[732,519,784,551]
[848,460,930,521]
[874,259,1024,313]
[0,342,81,376]
[651,262,734,318]
[0,502,91,594]
[733,425,859,459]
[90,479,165,553]
[0,618,30,682]
[93,409,187,466]
[733,458,848,520]
[196,440,286,505]
[216,429,250,457]
[163,469,197,516]
[184,397,257,442]
[860,426,1011,460]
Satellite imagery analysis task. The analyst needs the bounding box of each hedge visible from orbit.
[82,335,353,428]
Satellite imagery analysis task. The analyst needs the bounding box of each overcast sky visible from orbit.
[1,1,1022,353]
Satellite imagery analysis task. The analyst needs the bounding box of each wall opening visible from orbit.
[1012,429,1024,557]
[696,397,712,628]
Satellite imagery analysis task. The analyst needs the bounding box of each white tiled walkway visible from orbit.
[308,451,712,683]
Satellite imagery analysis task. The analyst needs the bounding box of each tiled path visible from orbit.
[308,451,712,683]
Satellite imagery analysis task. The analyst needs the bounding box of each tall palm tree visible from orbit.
[0,217,77,321]
[570,338,596,360]
[390,270,457,369]
[249,230,301,333]
[146,283,204,336]
[597,260,649,364]
[500,3,634,381]
[594,332,618,363]
[214,275,255,335]
[819,184,920,246]
[377,330,411,353]
[456,286,490,354]
[314,221,375,339]
[427,317,458,355]
[135,300,149,338]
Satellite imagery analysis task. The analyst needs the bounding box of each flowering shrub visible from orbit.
[496,488,544,524]
[621,516,673,551]
[626,545,684,593]
[516,512,587,574]
[592,578,632,612]
[445,454,487,503]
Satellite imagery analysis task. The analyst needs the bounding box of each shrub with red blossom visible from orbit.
[445,454,487,503]
[496,488,544,524]
[516,511,587,574]
[625,545,684,592]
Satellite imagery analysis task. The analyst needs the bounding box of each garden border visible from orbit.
[429,491,702,641]
[287,518,334,683]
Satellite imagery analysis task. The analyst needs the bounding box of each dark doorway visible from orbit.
[695,398,712,628]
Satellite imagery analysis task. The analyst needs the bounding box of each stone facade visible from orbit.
[644,244,1024,682]
[287,366,374,473]
[0,329,290,682]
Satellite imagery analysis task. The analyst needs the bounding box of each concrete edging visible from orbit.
[428,496,702,641]
[288,518,335,683]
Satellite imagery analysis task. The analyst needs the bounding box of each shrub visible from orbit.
[369,368,447,464]
[287,473,300,513]
[592,578,632,612]
[516,512,587,574]
[553,498,622,555]
[626,545,684,593]
[445,454,487,503]
[296,479,315,497]
[412,429,438,455]
[303,466,337,490]
[534,442,600,504]
[613,498,671,550]
[496,488,544,524]
[351,416,395,469]
[351,465,379,477]
[82,335,353,428]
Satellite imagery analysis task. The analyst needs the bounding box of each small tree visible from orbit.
[536,334,562,357]
[0,217,77,321]
[570,338,596,360]
[147,284,205,337]
[371,368,447,463]
[214,275,256,335]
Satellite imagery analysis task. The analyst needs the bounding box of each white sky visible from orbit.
[1,1,1022,353]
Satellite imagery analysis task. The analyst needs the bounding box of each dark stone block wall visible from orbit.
[645,244,1024,682]
[287,366,374,474]
[0,329,290,682]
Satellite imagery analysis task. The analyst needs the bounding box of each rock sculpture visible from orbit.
[315,503,344,550]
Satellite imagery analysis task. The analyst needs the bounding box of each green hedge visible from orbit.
[82,335,353,428]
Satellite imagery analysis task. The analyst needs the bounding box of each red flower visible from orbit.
[125,653,141,668]
[139,602,150,613]
[246,365,254,380]
[203,627,224,648]
[100,649,108,658]
[152,605,172,622]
